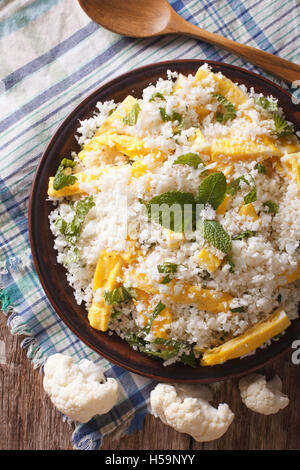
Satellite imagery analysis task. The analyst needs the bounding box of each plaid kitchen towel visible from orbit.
[0,0,299,450]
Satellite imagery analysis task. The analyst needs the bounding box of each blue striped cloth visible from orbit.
[0,0,299,450]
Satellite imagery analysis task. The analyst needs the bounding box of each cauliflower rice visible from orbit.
[48,64,300,367]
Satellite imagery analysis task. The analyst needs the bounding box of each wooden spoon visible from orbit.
[78,0,300,85]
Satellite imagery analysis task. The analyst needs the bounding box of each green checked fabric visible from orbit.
[0,0,299,450]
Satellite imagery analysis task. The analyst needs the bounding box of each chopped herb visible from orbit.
[225,254,235,273]
[159,107,183,125]
[138,346,179,361]
[125,315,196,366]
[159,107,170,121]
[56,196,95,244]
[197,219,232,254]
[125,332,146,348]
[263,200,279,214]
[226,176,250,196]
[160,274,172,284]
[173,153,204,169]
[111,308,122,320]
[103,286,136,305]
[157,262,178,273]
[230,306,246,313]
[158,263,178,284]
[200,270,211,280]
[141,301,166,335]
[149,92,166,102]
[63,247,80,266]
[123,103,141,126]
[212,93,236,123]
[244,186,257,205]
[273,112,294,137]
[232,230,257,240]
[53,158,77,190]
[153,338,197,367]
[254,96,278,112]
[197,172,227,210]
[181,350,197,368]
[255,163,267,174]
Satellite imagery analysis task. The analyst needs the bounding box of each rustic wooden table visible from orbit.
[1,311,299,450]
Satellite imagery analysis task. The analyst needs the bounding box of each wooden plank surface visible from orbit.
[1,310,300,450]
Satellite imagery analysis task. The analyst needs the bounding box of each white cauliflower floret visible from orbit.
[150,383,234,442]
[239,373,289,415]
[43,353,119,422]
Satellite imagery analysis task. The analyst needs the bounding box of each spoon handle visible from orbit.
[169,14,300,85]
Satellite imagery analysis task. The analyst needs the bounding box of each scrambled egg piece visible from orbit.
[239,203,259,221]
[97,95,138,134]
[132,272,232,314]
[195,248,223,273]
[200,309,291,366]
[88,245,138,332]
[211,136,281,162]
[216,194,231,215]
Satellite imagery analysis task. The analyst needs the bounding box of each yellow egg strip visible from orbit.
[200,309,290,366]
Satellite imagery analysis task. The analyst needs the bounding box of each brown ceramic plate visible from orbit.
[29,60,300,383]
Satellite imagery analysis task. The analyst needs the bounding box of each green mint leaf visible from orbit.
[263,200,279,214]
[139,347,179,361]
[171,111,183,125]
[273,112,294,137]
[197,172,227,210]
[68,196,95,241]
[123,103,141,126]
[53,158,77,190]
[254,96,278,112]
[173,153,204,169]
[159,107,171,121]
[146,191,196,232]
[157,263,178,273]
[230,306,246,313]
[226,176,250,196]
[60,158,76,168]
[244,186,257,205]
[255,163,267,174]
[111,308,122,320]
[197,219,232,254]
[212,93,236,123]
[160,274,172,284]
[56,217,67,234]
[225,254,235,273]
[149,92,166,102]
[232,230,256,240]
[152,338,182,348]
[142,301,166,334]
[153,338,197,367]
[125,332,146,348]
[159,107,183,124]
[103,286,136,305]
[181,349,197,368]
[57,196,95,244]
